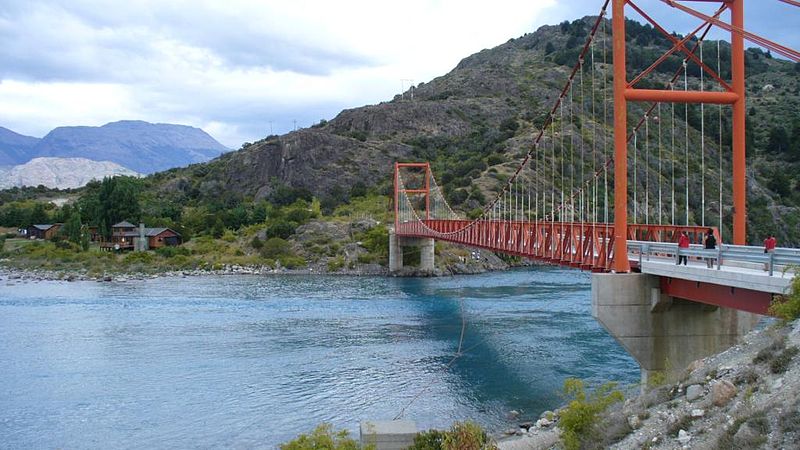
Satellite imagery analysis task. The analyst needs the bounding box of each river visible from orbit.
[0,267,638,448]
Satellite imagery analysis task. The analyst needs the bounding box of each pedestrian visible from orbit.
[704,228,717,268]
[677,231,690,265]
[763,234,777,271]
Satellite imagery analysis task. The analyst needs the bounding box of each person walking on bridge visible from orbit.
[704,228,717,268]
[677,231,690,265]
[763,234,777,271]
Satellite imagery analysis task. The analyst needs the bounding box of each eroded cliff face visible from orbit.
[215,128,414,200]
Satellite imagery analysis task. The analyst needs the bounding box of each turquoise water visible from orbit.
[0,268,638,448]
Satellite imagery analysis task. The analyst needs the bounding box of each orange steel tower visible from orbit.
[612,0,747,273]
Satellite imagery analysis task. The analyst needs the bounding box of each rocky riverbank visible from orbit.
[497,319,800,449]
[0,244,514,283]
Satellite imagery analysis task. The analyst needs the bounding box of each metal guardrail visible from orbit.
[627,240,800,277]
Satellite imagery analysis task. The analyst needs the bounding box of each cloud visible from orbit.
[1,0,796,149]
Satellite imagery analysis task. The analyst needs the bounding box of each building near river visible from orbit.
[99,221,181,251]
[27,223,62,240]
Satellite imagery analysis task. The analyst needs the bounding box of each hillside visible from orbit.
[0,157,139,189]
[1,16,799,276]
[497,318,800,450]
[32,120,229,174]
[137,17,800,246]
[0,127,39,166]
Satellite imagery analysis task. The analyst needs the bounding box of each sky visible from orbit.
[0,0,797,149]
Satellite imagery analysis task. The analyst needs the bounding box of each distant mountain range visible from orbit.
[0,120,229,175]
[0,157,140,190]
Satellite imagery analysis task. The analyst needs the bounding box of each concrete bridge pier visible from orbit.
[389,229,434,273]
[592,273,761,385]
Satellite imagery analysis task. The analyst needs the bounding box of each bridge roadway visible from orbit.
[628,241,798,315]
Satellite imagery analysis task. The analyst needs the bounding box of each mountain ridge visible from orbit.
[0,120,230,174]
[0,127,40,166]
[0,157,139,189]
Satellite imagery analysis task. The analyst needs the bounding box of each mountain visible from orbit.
[0,157,139,189]
[150,17,793,245]
[32,120,229,174]
[0,127,40,166]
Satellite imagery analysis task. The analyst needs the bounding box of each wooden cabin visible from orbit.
[27,223,62,240]
[100,221,181,250]
[144,228,181,249]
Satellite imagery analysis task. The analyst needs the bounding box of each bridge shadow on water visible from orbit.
[392,267,639,426]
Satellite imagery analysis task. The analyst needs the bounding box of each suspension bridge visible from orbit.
[391,0,800,381]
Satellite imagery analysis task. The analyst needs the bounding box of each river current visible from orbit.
[0,267,638,448]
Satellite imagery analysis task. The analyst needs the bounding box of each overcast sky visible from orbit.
[1,0,797,148]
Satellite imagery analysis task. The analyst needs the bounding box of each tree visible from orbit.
[29,203,49,226]
[62,209,83,245]
[789,118,800,161]
[767,126,790,155]
[85,176,142,238]
[544,41,556,55]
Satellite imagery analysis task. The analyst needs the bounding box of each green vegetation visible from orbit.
[769,274,800,320]
[279,423,370,450]
[558,378,624,450]
[408,422,497,450]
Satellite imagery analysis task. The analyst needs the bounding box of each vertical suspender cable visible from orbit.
[552,112,556,223]
[591,38,598,229]
[568,87,574,224]
[718,39,724,239]
[657,102,663,225]
[633,132,638,224]
[579,57,585,227]
[700,40,706,227]
[561,100,565,223]
[684,61,690,225]
[671,84,676,225]
[602,19,609,225]
[645,115,650,224]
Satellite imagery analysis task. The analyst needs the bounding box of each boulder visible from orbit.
[712,380,737,407]
[686,384,704,401]
[677,429,691,445]
[350,218,378,235]
[690,409,705,418]
[294,221,349,243]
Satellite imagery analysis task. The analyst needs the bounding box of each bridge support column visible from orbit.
[389,231,435,274]
[419,238,434,272]
[592,273,760,386]
[389,229,404,273]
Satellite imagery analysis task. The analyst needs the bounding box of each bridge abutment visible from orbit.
[388,230,434,273]
[592,273,760,386]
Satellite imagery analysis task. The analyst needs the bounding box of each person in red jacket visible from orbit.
[764,234,777,270]
[677,231,690,265]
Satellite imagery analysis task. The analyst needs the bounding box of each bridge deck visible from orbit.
[634,254,793,295]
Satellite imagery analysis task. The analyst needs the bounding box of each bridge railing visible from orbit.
[628,240,800,276]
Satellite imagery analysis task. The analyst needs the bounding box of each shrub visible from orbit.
[261,237,291,259]
[267,221,297,239]
[155,246,191,258]
[279,423,368,450]
[410,429,444,449]
[407,422,496,450]
[559,378,624,450]
[279,255,306,269]
[327,256,345,272]
[221,229,237,242]
[770,346,799,374]
[769,274,800,320]
[251,235,264,250]
[123,251,155,265]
